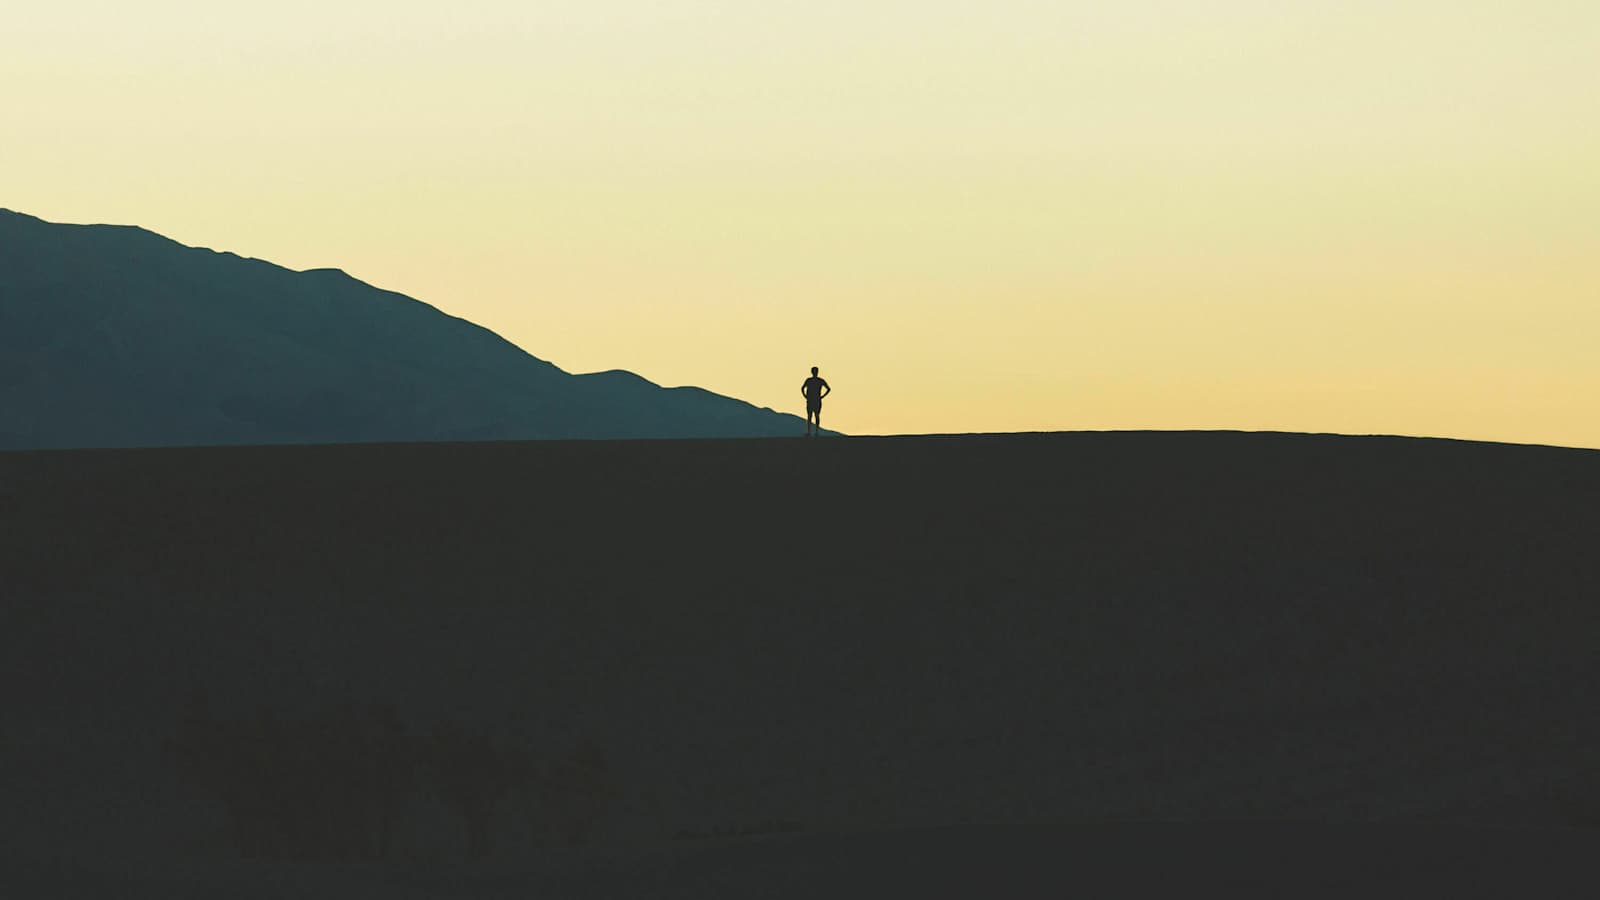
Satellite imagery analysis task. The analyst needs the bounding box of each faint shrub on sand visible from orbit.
[167,693,408,860]
[168,694,618,858]
[419,722,518,858]
[523,739,615,846]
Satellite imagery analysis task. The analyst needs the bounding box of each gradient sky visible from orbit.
[7,1,1598,444]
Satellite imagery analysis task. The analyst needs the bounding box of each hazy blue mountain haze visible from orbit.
[0,209,818,449]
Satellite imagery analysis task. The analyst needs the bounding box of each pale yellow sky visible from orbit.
[6,1,1598,444]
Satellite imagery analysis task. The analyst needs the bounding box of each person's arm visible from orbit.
[821,380,831,398]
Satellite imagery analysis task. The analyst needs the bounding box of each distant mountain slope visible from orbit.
[0,208,816,448]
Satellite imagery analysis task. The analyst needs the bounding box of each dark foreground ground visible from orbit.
[3,430,1598,894]
[7,823,1592,898]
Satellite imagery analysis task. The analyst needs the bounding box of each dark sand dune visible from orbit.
[6,823,1589,898]
[3,430,1598,893]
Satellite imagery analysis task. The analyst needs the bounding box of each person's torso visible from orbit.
[803,377,825,400]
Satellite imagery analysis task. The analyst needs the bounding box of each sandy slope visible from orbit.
[2,431,1598,891]
[6,822,1593,898]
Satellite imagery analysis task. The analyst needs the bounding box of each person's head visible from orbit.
[811,366,819,376]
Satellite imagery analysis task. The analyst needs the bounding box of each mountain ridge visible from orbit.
[0,208,821,448]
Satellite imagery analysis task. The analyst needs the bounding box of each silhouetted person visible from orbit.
[801,366,831,436]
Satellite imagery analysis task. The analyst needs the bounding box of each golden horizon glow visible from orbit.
[6,1,1598,446]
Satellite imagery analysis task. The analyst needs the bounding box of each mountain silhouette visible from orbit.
[0,208,819,448]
